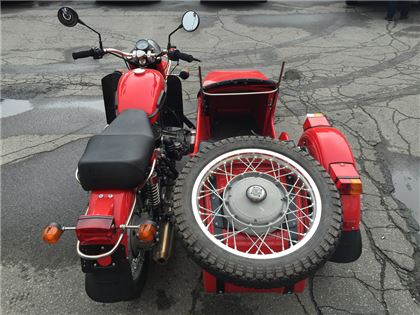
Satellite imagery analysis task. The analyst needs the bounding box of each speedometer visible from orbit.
[135,39,149,51]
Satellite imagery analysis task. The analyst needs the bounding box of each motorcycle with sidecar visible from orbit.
[43,7,362,302]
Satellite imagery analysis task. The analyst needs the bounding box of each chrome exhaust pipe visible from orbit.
[153,220,174,265]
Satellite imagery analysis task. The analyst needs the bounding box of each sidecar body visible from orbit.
[191,69,362,294]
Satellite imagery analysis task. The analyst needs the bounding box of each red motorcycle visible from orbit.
[43,7,362,302]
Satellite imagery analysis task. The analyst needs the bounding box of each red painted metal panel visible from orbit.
[117,69,164,123]
[203,271,217,293]
[279,132,290,141]
[203,271,307,294]
[341,195,361,231]
[82,190,135,247]
[298,124,361,231]
[299,127,356,168]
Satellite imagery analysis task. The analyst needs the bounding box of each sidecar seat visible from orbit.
[78,109,154,191]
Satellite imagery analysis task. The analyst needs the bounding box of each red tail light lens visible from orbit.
[336,178,363,195]
[76,215,115,243]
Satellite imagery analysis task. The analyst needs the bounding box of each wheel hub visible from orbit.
[223,173,288,234]
[246,185,267,202]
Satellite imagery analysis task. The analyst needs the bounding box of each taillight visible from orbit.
[329,163,362,195]
[303,113,330,130]
[76,215,115,243]
[336,178,363,195]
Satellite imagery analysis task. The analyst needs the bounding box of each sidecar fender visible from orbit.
[298,114,362,263]
[299,114,355,167]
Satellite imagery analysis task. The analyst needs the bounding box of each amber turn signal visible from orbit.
[42,223,64,244]
[136,222,157,242]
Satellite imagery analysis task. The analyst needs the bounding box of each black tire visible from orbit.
[129,251,150,299]
[174,136,342,288]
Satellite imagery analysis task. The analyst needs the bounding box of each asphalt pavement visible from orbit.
[1,1,420,314]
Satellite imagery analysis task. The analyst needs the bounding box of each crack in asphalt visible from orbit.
[1,133,92,165]
[309,276,322,315]
[189,274,203,315]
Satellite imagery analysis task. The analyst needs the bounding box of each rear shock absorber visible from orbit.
[146,172,161,210]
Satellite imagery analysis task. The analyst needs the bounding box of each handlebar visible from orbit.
[72,47,200,63]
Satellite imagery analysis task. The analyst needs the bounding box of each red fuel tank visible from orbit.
[117,69,165,123]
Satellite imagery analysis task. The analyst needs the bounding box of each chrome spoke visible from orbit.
[255,228,274,254]
[192,149,321,259]
[244,232,261,254]
[231,218,237,250]
[203,181,224,201]
[205,204,224,229]
[217,227,249,242]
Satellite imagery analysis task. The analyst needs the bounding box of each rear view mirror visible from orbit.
[182,11,200,32]
[57,7,79,27]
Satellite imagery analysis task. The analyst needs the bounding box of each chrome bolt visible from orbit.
[99,194,104,198]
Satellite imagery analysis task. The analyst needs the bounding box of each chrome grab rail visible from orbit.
[75,154,157,260]
[76,197,136,260]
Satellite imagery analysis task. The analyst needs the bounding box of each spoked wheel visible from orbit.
[174,136,342,288]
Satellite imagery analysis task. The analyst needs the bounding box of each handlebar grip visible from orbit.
[72,49,95,60]
[168,50,200,63]
[177,51,195,63]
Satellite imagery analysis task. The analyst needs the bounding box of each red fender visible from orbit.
[298,114,361,231]
[77,190,135,252]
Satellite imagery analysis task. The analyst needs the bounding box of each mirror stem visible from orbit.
[78,19,103,50]
[167,24,182,50]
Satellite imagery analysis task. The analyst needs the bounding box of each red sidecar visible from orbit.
[174,69,362,294]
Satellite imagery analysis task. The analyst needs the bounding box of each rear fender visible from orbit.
[298,114,361,232]
[78,190,135,251]
[78,190,138,303]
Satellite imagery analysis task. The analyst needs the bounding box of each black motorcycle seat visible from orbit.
[78,109,155,191]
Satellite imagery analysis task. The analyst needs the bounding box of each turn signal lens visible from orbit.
[337,178,362,195]
[42,223,63,244]
[137,223,157,242]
